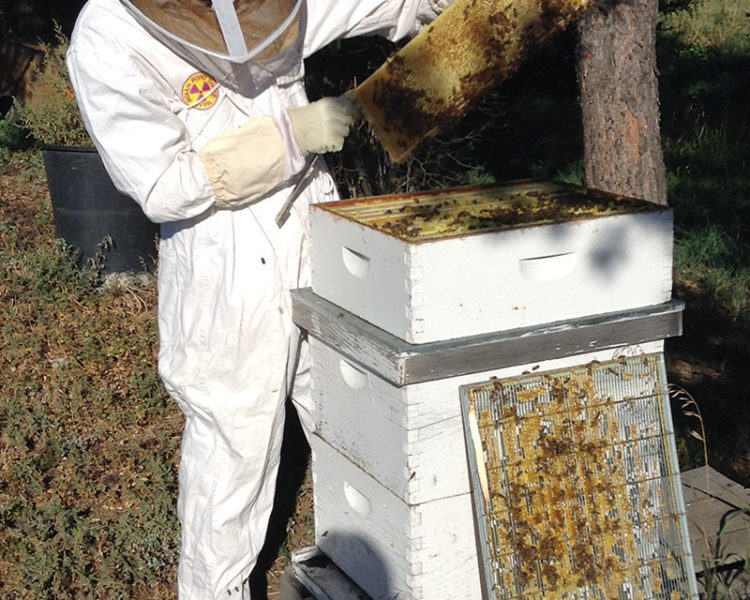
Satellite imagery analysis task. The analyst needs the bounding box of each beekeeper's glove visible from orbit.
[417,0,455,26]
[428,0,454,11]
[287,96,359,155]
[197,113,307,210]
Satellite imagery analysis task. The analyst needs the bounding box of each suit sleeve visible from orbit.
[66,39,222,224]
[303,0,442,57]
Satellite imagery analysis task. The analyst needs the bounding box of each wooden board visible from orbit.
[311,336,664,504]
[279,565,315,600]
[292,287,683,386]
[681,466,750,572]
[288,547,370,600]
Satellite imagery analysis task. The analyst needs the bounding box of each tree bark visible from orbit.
[576,0,668,205]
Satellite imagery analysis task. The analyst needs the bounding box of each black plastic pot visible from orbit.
[42,145,159,273]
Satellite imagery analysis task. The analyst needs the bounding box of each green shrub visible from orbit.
[0,118,31,164]
[15,24,91,147]
[0,118,27,149]
[660,0,750,53]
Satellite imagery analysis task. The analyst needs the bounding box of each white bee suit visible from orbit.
[66,0,442,598]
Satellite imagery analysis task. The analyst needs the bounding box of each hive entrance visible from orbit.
[461,355,698,600]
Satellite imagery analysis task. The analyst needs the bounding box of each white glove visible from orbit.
[288,96,359,155]
[418,0,455,27]
[428,0,454,11]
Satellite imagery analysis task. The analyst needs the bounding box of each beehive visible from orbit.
[310,180,673,344]
[301,179,685,599]
[311,341,667,600]
[296,286,685,599]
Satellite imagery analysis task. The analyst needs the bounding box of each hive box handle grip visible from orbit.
[519,252,576,283]
[339,359,368,390]
[342,246,371,279]
[344,481,372,517]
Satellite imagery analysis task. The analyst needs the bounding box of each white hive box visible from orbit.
[310,434,482,600]
[310,180,673,344]
[310,336,666,505]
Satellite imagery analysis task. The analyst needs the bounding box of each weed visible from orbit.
[671,384,709,466]
[674,225,750,318]
[660,0,750,53]
[0,119,30,164]
[555,159,585,185]
[0,153,181,599]
[15,23,91,147]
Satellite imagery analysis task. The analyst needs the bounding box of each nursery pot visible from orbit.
[42,145,159,273]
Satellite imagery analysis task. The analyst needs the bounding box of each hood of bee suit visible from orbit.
[120,0,305,93]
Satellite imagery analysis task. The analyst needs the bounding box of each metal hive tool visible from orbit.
[460,354,699,600]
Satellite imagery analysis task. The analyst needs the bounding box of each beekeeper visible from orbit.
[66,0,450,598]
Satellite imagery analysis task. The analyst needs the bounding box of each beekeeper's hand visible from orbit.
[417,0,455,27]
[288,96,359,155]
[427,0,454,11]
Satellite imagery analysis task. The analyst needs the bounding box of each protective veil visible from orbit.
[67,0,445,598]
[121,0,305,92]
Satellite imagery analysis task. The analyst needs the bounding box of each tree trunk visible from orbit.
[576,0,668,205]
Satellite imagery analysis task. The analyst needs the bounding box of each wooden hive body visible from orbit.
[310,181,673,344]
[311,435,480,600]
[305,303,670,598]
[311,336,664,506]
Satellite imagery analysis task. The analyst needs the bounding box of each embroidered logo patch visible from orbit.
[181,73,219,110]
